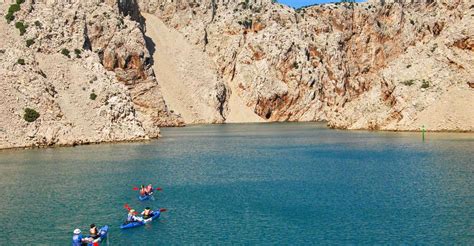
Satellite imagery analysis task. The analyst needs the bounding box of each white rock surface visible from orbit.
[139,0,473,131]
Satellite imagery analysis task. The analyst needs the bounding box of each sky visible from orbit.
[278,0,366,8]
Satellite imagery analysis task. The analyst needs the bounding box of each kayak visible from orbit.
[120,211,161,229]
[87,225,109,246]
[138,192,154,201]
[138,194,152,201]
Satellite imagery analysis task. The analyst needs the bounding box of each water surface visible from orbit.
[0,123,473,244]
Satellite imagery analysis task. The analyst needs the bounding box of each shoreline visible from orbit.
[1,122,473,151]
[0,137,155,152]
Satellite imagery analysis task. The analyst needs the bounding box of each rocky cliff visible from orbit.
[1,0,473,149]
[0,0,183,149]
[139,0,473,131]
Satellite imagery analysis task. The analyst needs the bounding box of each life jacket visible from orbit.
[143,209,152,219]
[72,234,82,246]
[127,213,135,222]
[89,227,100,239]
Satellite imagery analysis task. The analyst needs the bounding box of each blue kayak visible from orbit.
[138,194,152,201]
[138,192,154,201]
[120,211,161,229]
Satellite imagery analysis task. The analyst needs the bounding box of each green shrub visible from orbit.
[89,93,97,100]
[74,48,82,58]
[401,79,415,86]
[61,48,70,58]
[24,108,40,122]
[15,21,27,35]
[17,58,25,65]
[19,26,26,35]
[8,4,21,14]
[421,80,430,89]
[26,38,35,47]
[5,12,14,23]
[16,0,25,4]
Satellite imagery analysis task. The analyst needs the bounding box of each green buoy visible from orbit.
[421,125,426,142]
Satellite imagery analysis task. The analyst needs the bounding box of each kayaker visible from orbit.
[72,228,87,246]
[145,184,154,195]
[139,185,146,196]
[89,224,99,239]
[141,207,154,219]
[126,209,143,223]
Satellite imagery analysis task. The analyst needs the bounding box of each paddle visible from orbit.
[126,204,167,213]
[124,204,137,214]
[133,187,163,191]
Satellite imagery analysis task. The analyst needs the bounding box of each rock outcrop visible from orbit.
[139,0,474,131]
[1,0,472,149]
[0,0,183,149]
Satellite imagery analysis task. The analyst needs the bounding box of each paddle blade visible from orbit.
[132,187,139,190]
[159,208,167,212]
[124,204,138,214]
[156,187,162,191]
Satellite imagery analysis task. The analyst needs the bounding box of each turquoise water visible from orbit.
[0,123,473,244]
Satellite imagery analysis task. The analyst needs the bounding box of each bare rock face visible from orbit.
[0,0,182,149]
[142,12,228,124]
[139,0,473,131]
[1,0,472,151]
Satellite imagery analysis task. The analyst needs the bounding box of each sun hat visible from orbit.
[73,229,81,234]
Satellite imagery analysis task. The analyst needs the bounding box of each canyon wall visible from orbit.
[139,0,473,131]
[0,0,183,149]
[1,0,472,149]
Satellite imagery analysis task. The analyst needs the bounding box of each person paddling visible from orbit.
[145,184,154,196]
[72,229,87,246]
[139,185,146,196]
[126,209,143,224]
[141,207,154,220]
[89,224,99,239]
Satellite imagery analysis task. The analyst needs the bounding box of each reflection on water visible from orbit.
[0,123,472,244]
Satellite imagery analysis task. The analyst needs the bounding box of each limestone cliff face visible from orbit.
[0,0,472,149]
[139,0,474,131]
[0,0,182,149]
